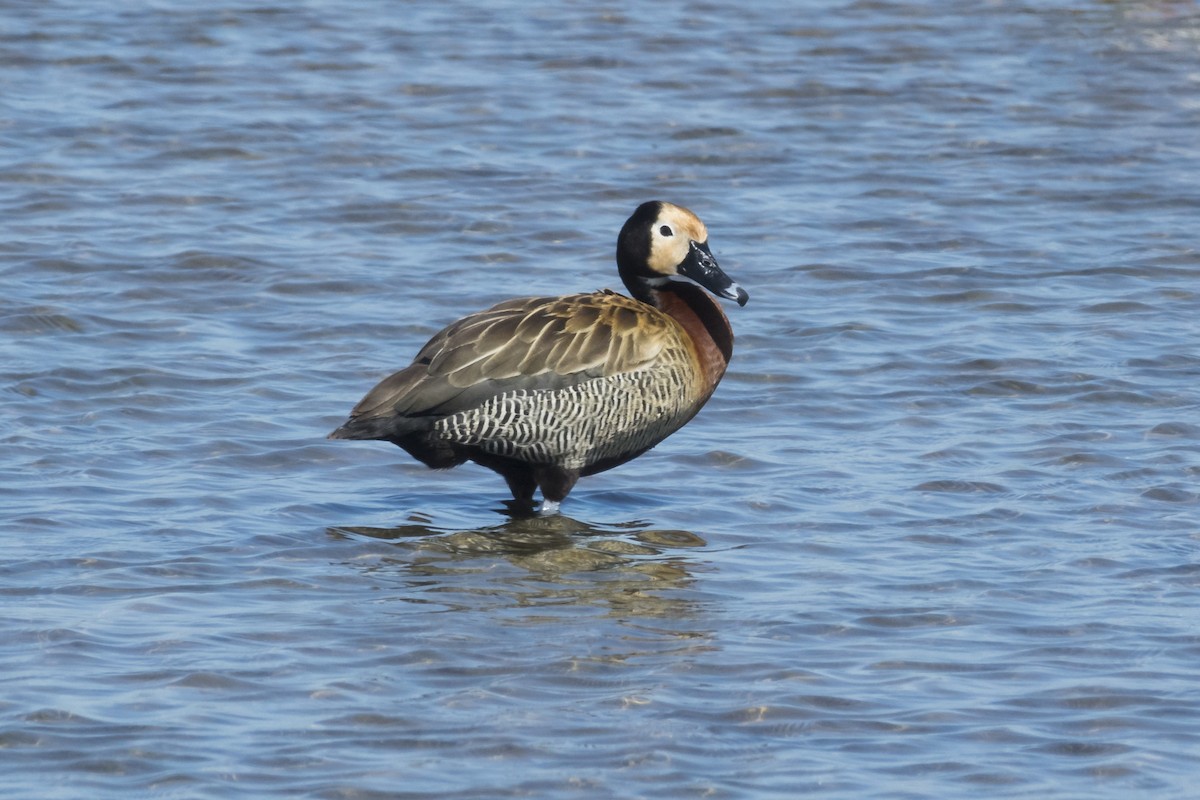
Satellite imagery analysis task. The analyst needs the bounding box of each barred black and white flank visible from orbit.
[328,201,749,513]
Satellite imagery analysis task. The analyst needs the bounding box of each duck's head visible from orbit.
[616,201,749,307]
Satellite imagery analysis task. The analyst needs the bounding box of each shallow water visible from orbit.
[4,0,1200,797]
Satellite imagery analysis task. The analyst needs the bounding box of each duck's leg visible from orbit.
[500,468,537,509]
[534,466,579,515]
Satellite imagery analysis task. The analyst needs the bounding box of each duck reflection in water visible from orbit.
[328,513,710,619]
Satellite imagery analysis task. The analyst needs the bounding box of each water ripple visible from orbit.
[3,1,1200,798]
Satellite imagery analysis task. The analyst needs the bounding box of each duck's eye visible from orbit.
[659,225,673,237]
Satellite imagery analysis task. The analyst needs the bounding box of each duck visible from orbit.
[328,200,748,513]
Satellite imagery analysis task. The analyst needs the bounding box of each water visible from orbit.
[3,0,1200,797]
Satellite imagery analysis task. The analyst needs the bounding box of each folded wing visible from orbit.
[336,291,685,434]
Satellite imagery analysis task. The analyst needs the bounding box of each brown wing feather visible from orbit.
[344,292,685,426]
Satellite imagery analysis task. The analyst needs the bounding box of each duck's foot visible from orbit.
[538,499,561,516]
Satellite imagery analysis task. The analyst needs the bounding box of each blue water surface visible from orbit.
[3,1,1200,798]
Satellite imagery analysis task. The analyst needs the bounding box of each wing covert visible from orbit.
[348,291,685,421]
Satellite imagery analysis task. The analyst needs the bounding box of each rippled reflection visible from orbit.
[328,514,709,620]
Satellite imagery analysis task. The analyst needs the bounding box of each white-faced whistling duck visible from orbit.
[329,200,749,513]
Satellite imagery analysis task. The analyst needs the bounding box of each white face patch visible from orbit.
[647,203,708,277]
